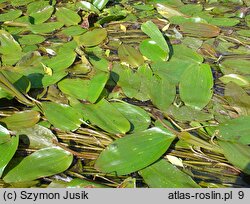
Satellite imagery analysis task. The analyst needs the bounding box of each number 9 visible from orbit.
[238,191,244,199]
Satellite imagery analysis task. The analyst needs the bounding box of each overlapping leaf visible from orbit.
[111,101,151,133]
[218,141,250,175]
[139,159,200,188]
[58,71,109,103]
[82,99,131,134]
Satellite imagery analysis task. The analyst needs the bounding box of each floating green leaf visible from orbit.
[0,110,40,130]
[43,41,77,72]
[55,7,81,26]
[141,21,169,56]
[220,59,250,76]
[0,10,22,22]
[28,4,54,24]
[60,26,86,36]
[179,64,213,110]
[167,105,214,122]
[218,141,250,175]
[155,3,185,18]
[180,22,220,38]
[95,127,176,175]
[0,125,10,144]
[111,101,151,133]
[18,124,57,149]
[169,16,208,25]
[93,0,109,10]
[0,30,23,65]
[112,64,152,101]
[74,28,107,47]
[3,147,73,183]
[0,136,19,177]
[148,76,176,111]
[179,4,203,15]
[208,18,240,27]
[76,1,100,13]
[58,72,109,103]
[216,116,250,145]
[44,51,76,72]
[82,99,131,134]
[220,74,249,87]
[118,44,144,68]
[151,59,189,85]
[48,178,108,188]
[18,35,46,46]
[172,44,203,63]
[29,22,64,34]
[139,39,167,62]
[139,159,200,188]
[224,82,250,116]
[41,102,83,131]
[10,0,36,6]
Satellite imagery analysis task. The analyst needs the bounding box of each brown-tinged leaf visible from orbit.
[179,22,220,38]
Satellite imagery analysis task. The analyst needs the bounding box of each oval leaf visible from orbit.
[95,127,176,175]
[58,72,108,103]
[18,35,45,46]
[41,102,82,131]
[218,141,250,175]
[0,30,22,55]
[141,21,169,56]
[0,125,11,144]
[55,7,81,26]
[139,39,167,62]
[93,0,109,10]
[139,159,200,188]
[156,3,185,19]
[216,116,250,145]
[118,44,144,68]
[0,9,22,22]
[76,1,100,13]
[74,28,107,47]
[0,110,40,130]
[111,101,151,133]
[167,105,213,122]
[29,5,54,24]
[18,124,58,149]
[3,147,73,183]
[0,135,19,177]
[148,76,176,111]
[179,64,213,110]
[82,99,131,134]
[224,82,250,116]
[29,22,64,34]
[44,51,76,72]
[179,22,220,38]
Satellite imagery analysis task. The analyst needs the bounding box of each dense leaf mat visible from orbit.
[0,0,250,188]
